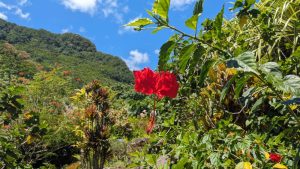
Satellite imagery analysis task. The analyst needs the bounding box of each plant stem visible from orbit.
[166,24,232,58]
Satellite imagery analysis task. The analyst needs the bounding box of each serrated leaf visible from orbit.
[158,40,175,70]
[229,52,259,74]
[185,15,199,30]
[179,44,197,73]
[283,75,300,96]
[126,18,153,27]
[214,6,224,37]
[189,45,205,73]
[193,0,204,15]
[261,62,282,78]
[152,0,170,20]
[198,59,216,87]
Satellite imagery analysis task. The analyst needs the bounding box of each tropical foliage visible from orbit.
[1,0,300,168]
[125,0,300,168]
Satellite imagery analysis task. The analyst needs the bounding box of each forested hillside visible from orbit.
[0,19,133,84]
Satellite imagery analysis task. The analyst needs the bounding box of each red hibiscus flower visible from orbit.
[156,71,179,99]
[269,153,282,163]
[133,68,179,99]
[134,68,158,95]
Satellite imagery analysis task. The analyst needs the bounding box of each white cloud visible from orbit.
[60,0,128,23]
[0,12,8,20]
[122,5,129,13]
[0,2,12,10]
[123,50,149,70]
[61,25,73,33]
[0,1,30,20]
[154,49,160,55]
[61,28,70,33]
[15,8,30,19]
[18,0,28,6]
[171,0,196,9]
[100,0,125,23]
[79,26,86,33]
[61,0,97,14]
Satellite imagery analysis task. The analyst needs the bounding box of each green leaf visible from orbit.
[250,97,265,114]
[152,0,170,20]
[173,156,189,169]
[198,59,216,87]
[209,152,220,166]
[283,75,300,96]
[158,40,175,70]
[245,0,256,8]
[185,15,199,30]
[152,26,166,34]
[193,0,204,15]
[214,6,224,37]
[261,62,282,78]
[261,62,285,91]
[145,154,156,165]
[232,0,243,10]
[189,45,205,72]
[126,18,154,27]
[179,44,197,73]
[234,75,251,99]
[220,75,237,102]
[229,52,259,74]
[186,0,204,30]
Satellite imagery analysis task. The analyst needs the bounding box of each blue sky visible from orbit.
[0,0,234,70]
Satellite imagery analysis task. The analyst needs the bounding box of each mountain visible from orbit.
[0,19,133,85]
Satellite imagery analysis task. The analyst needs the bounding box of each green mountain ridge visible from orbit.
[0,19,133,85]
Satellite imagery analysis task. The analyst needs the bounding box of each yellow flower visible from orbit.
[273,163,288,169]
[289,104,298,110]
[26,135,33,144]
[226,68,238,76]
[235,162,252,169]
[264,152,270,160]
[24,112,33,120]
[244,162,252,169]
